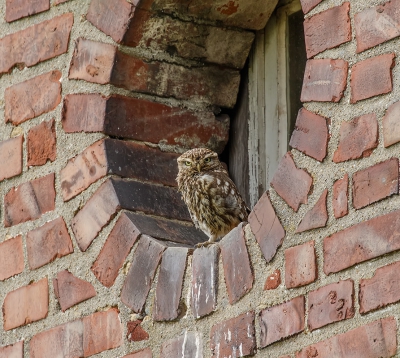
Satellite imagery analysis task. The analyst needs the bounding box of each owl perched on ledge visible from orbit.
[176,148,249,246]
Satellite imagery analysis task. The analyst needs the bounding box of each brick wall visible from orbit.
[0,0,400,357]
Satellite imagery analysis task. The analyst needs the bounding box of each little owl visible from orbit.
[177,148,249,246]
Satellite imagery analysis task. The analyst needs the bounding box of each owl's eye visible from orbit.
[204,157,211,163]
[185,161,191,166]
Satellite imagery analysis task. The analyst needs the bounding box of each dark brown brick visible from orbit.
[3,278,48,330]
[154,247,188,321]
[161,332,203,358]
[210,312,256,358]
[383,100,400,148]
[296,189,328,233]
[350,53,395,103]
[123,348,152,358]
[259,296,305,348]
[300,0,322,14]
[333,174,349,219]
[304,3,351,58]
[352,158,398,210]
[359,260,400,314]
[26,217,74,270]
[301,59,348,103]
[219,223,253,304]
[4,173,56,227]
[0,235,24,281]
[0,13,73,75]
[0,341,23,358]
[285,241,317,288]
[191,245,219,318]
[333,113,378,162]
[296,317,397,358]
[0,135,23,181]
[264,270,281,290]
[289,108,329,162]
[308,280,354,331]
[121,236,166,313]
[355,0,400,53]
[127,320,149,342]
[91,213,140,288]
[324,208,400,274]
[271,152,313,212]
[53,270,96,311]
[6,0,49,22]
[27,118,56,166]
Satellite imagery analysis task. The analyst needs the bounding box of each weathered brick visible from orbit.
[6,0,49,22]
[259,296,305,348]
[127,320,149,342]
[285,241,317,288]
[333,174,349,219]
[301,59,348,103]
[27,118,56,166]
[383,100,400,148]
[53,270,96,312]
[4,173,56,227]
[26,217,74,270]
[308,280,354,331]
[123,348,152,358]
[296,317,397,358]
[296,189,328,233]
[3,278,48,330]
[191,245,219,318]
[324,208,400,274]
[54,0,70,4]
[0,235,24,281]
[333,113,378,163]
[359,260,400,314]
[304,3,351,59]
[210,312,256,358]
[219,223,253,304]
[264,270,281,290]
[350,53,395,103]
[355,0,400,53]
[0,135,23,181]
[271,153,313,212]
[289,108,329,162]
[352,158,398,209]
[161,332,203,358]
[248,192,285,262]
[0,13,73,74]
[0,341,23,358]
[121,236,166,313]
[300,0,322,14]
[153,247,188,321]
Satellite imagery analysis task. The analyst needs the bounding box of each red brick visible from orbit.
[53,270,96,311]
[300,0,322,14]
[3,278,48,330]
[91,213,140,288]
[285,241,317,288]
[359,260,400,314]
[289,108,329,162]
[6,0,49,22]
[4,173,56,227]
[296,189,328,233]
[219,223,253,304]
[0,135,23,181]
[333,174,349,219]
[301,58,348,103]
[264,269,281,290]
[352,158,398,210]
[27,118,56,166]
[350,53,395,103]
[153,247,188,321]
[0,13,73,74]
[296,317,397,358]
[123,348,152,358]
[271,152,313,212]
[191,245,219,318]
[324,208,400,274]
[54,0,70,4]
[308,280,354,331]
[26,217,73,270]
[249,192,285,262]
[0,341,23,358]
[127,320,149,342]
[121,236,166,313]
[0,235,24,281]
[161,332,203,358]
[383,100,400,148]
[210,312,256,357]
[355,0,400,53]
[259,296,305,348]
[304,3,351,59]
[333,113,378,163]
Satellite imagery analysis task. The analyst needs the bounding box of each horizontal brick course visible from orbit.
[27,118,57,166]
[0,341,23,358]
[0,235,24,281]
[6,0,49,22]
[0,135,23,181]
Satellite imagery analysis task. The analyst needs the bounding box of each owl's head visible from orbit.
[177,148,222,174]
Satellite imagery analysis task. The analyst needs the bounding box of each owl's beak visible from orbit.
[197,164,201,172]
